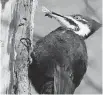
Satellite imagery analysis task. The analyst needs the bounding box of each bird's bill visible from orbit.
[42,6,65,20]
[45,13,53,18]
[54,65,75,94]
[45,11,65,20]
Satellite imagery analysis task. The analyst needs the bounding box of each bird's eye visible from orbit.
[74,16,81,20]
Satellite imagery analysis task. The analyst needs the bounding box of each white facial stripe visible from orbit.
[51,14,75,29]
[65,16,90,37]
[82,19,87,22]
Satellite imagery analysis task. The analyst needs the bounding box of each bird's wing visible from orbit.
[54,65,75,94]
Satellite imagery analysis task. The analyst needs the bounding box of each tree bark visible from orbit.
[0,0,38,94]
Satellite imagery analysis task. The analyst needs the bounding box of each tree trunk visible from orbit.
[0,0,38,94]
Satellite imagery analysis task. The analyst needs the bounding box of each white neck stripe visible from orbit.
[65,16,91,37]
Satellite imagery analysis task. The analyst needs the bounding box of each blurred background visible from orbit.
[33,0,102,94]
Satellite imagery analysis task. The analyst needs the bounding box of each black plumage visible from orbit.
[28,26,88,94]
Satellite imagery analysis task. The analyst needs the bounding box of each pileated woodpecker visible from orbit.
[28,7,101,94]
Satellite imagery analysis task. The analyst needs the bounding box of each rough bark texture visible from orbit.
[0,0,38,94]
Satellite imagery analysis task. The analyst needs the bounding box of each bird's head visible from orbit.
[64,14,102,39]
[42,7,102,39]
